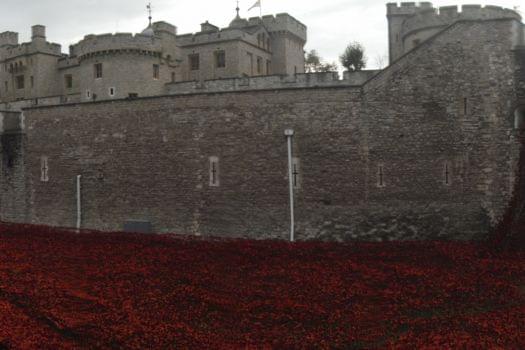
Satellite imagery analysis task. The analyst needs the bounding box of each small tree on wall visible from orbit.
[340,42,367,72]
[305,50,322,72]
[305,50,339,73]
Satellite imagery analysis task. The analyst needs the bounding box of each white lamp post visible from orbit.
[285,129,295,242]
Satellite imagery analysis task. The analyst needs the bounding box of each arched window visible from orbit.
[514,106,525,130]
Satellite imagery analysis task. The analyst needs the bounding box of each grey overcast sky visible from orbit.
[1,0,521,69]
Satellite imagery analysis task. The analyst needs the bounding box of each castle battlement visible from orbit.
[386,2,433,16]
[70,33,163,59]
[177,13,307,45]
[261,13,307,42]
[401,4,521,38]
[176,28,247,46]
[0,32,19,47]
[1,41,61,60]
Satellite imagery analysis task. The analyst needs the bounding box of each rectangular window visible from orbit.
[40,156,49,182]
[266,60,271,75]
[30,76,34,88]
[65,74,73,89]
[4,81,7,92]
[256,57,262,75]
[377,164,386,188]
[215,50,226,68]
[463,97,468,116]
[94,63,103,79]
[15,75,24,89]
[189,54,200,71]
[153,64,160,79]
[171,72,176,82]
[209,156,220,187]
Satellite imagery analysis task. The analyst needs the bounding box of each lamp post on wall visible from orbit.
[285,129,295,242]
[76,175,82,233]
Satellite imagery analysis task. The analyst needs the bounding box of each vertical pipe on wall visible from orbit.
[285,129,295,242]
[76,175,82,232]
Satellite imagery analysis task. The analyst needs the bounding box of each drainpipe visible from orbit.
[285,129,295,242]
[76,175,82,232]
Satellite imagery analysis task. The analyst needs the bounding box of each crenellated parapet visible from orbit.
[401,4,521,38]
[176,28,247,46]
[70,33,163,60]
[387,2,522,63]
[0,32,19,47]
[261,13,307,42]
[387,2,433,16]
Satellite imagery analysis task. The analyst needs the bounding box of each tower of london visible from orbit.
[0,3,524,241]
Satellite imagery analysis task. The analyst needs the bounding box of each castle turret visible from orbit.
[0,31,19,47]
[387,2,522,63]
[31,25,46,42]
[386,2,421,63]
[262,13,307,75]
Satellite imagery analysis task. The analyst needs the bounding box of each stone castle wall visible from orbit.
[166,71,379,95]
[3,18,520,241]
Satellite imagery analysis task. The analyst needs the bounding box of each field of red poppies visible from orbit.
[0,223,523,349]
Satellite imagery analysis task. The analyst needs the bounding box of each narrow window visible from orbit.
[463,97,468,116]
[215,50,226,68]
[65,74,73,89]
[4,81,7,92]
[377,164,385,188]
[171,72,176,82]
[189,54,200,71]
[266,38,270,50]
[15,75,24,89]
[444,161,451,186]
[514,106,525,130]
[256,57,262,75]
[209,156,220,187]
[40,156,49,182]
[94,63,103,79]
[153,64,160,79]
[247,52,254,75]
[30,76,34,88]
[86,90,91,99]
[266,60,271,75]
[294,66,298,75]
[292,157,301,189]
[108,87,115,97]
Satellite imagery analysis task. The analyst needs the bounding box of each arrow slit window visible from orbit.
[40,156,49,182]
[209,156,219,187]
